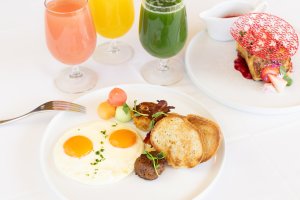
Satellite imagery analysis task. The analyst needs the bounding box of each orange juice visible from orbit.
[45,0,96,65]
[88,0,134,39]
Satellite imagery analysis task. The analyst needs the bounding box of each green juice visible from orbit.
[139,0,187,58]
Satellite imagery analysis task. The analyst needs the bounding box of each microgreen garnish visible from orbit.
[280,66,293,86]
[100,130,108,138]
[152,111,167,118]
[112,122,118,127]
[132,100,149,117]
[133,112,148,117]
[122,103,131,115]
[143,151,166,176]
[133,100,138,110]
[149,111,167,129]
[91,147,105,166]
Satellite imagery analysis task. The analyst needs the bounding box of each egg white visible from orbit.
[53,120,144,185]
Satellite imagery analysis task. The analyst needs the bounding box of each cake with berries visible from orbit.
[230,13,299,92]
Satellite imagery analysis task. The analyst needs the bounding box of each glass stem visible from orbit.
[108,39,120,54]
[69,66,83,79]
[157,59,170,71]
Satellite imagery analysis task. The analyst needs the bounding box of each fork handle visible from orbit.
[0,110,38,125]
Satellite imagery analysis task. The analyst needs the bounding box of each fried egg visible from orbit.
[53,121,144,185]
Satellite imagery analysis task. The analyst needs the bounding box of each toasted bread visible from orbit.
[150,114,204,168]
[186,114,221,162]
[237,43,292,81]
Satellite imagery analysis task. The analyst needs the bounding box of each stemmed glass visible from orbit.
[88,0,135,64]
[45,0,97,94]
[139,0,188,85]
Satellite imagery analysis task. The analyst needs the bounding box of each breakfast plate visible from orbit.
[40,84,225,200]
[185,31,300,114]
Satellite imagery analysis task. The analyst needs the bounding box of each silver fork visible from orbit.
[0,101,86,125]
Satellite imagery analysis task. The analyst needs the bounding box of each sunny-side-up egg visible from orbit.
[53,121,144,185]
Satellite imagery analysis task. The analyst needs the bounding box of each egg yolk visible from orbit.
[63,135,93,158]
[109,129,137,148]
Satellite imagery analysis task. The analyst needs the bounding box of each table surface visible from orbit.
[1,0,300,199]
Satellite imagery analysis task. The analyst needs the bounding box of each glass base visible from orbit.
[55,67,97,94]
[141,59,184,86]
[93,41,133,65]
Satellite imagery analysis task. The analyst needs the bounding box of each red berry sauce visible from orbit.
[234,54,253,79]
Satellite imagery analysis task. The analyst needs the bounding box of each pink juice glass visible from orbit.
[45,0,97,93]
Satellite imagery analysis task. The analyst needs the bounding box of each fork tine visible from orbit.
[51,101,84,108]
[50,101,86,113]
[53,104,85,111]
[53,101,85,108]
[52,105,86,112]
[54,104,86,112]
[53,102,86,110]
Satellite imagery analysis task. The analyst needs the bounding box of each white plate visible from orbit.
[185,31,300,114]
[40,84,225,200]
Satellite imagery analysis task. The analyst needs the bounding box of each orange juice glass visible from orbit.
[45,0,97,93]
[89,0,134,64]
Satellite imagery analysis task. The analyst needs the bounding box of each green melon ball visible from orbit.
[115,105,132,122]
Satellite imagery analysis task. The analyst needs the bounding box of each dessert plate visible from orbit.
[40,84,225,200]
[185,31,300,114]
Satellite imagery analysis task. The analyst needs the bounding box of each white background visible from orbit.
[0,0,300,199]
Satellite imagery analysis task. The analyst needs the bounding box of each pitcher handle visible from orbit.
[252,1,269,12]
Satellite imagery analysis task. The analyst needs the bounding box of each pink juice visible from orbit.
[45,0,96,65]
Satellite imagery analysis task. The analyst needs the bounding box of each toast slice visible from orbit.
[237,43,292,81]
[150,114,204,168]
[186,114,221,162]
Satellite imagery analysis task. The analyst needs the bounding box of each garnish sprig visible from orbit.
[149,111,167,129]
[132,100,149,117]
[143,151,166,176]
[280,66,293,86]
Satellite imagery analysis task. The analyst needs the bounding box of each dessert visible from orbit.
[230,13,299,92]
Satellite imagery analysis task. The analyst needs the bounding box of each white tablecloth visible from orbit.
[1,0,300,199]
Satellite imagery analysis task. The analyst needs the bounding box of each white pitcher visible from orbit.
[200,0,268,41]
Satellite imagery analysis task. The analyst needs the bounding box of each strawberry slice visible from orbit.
[261,66,280,83]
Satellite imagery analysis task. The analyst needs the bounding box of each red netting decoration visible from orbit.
[230,13,299,60]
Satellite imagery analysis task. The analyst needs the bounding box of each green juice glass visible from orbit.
[139,0,187,85]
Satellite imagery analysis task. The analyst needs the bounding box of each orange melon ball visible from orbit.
[97,101,116,120]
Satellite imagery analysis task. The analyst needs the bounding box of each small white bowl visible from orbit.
[199,0,268,41]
